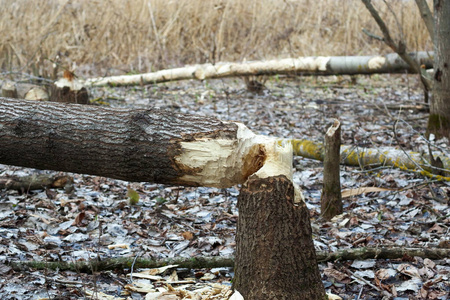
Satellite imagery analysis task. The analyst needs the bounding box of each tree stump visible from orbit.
[50,70,89,104]
[321,119,343,220]
[233,142,326,300]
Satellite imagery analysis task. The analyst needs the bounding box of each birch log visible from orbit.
[84,52,434,87]
[291,139,450,179]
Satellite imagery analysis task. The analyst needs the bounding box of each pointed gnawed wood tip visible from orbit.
[326,119,341,136]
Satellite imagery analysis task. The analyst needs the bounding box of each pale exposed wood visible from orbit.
[84,52,434,87]
[1,81,49,100]
[24,86,49,101]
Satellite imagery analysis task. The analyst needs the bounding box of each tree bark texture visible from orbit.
[84,52,434,87]
[321,120,343,220]
[233,175,326,300]
[0,174,72,192]
[428,0,450,139]
[0,97,264,188]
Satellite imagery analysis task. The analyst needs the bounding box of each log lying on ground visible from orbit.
[291,139,450,180]
[8,247,450,273]
[84,52,434,87]
[0,97,265,188]
[0,174,72,192]
[1,80,49,101]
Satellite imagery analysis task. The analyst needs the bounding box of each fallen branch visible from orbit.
[290,139,450,181]
[84,52,434,87]
[0,174,73,192]
[8,247,449,273]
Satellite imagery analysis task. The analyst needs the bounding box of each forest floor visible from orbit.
[0,73,449,300]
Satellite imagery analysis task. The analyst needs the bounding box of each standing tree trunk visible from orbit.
[320,120,343,220]
[428,0,450,139]
[0,97,325,299]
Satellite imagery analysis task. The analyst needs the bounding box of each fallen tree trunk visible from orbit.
[0,97,326,298]
[0,97,265,188]
[290,139,450,180]
[84,52,434,87]
[8,247,450,272]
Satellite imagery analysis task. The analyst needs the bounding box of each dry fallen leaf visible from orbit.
[182,231,194,240]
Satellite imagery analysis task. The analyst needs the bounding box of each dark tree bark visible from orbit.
[428,0,450,139]
[233,175,326,300]
[321,120,343,220]
[0,97,263,188]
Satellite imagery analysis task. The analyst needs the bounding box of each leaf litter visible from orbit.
[0,74,449,299]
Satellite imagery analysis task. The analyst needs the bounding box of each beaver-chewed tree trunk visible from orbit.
[0,97,326,299]
[321,119,343,220]
[233,142,326,300]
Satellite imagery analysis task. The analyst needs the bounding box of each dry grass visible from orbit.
[0,0,432,77]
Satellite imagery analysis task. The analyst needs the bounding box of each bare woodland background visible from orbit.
[0,0,433,77]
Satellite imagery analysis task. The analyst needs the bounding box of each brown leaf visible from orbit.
[73,211,86,226]
[182,231,194,240]
[324,268,350,282]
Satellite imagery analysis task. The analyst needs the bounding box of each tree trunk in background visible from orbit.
[428,0,450,139]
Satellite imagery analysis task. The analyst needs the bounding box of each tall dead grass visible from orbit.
[0,0,432,77]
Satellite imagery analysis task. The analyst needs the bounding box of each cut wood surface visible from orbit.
[291,139,450,180]
[1,80,49,101]
[84,52,434,87]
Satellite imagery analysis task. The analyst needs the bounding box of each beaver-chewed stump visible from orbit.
[50,70,89,104]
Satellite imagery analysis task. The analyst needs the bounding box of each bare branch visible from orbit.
[361,0,432,92]
[415,0,435,42]
[362,28,384,41]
